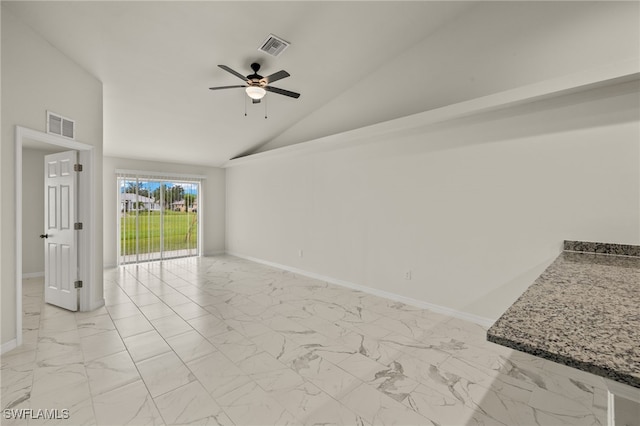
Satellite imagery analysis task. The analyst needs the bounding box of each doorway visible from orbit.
[116,173,201,265]
[15,126,98,347]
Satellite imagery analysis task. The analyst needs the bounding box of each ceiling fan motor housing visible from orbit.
[247,63,265,83]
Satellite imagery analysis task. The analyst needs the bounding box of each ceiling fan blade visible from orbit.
[218,65,248,81]
[209,85,246,91]
[264,70,290,84]
[265,86,300,99]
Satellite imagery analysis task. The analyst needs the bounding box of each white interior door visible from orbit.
[43,150,78,311]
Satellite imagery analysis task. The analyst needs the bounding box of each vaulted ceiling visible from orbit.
[3,1,637,167]
[3,1,474,166]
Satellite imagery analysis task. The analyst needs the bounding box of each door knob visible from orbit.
[39,234,49,239]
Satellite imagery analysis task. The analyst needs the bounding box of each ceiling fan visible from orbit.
[209,63,301,103]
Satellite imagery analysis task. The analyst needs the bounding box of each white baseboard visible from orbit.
[226,251,495,328]
[1,339,18,355]
[22,271,44,279]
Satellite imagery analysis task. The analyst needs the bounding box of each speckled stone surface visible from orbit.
[564,240,640,257]
[487,242,640,389]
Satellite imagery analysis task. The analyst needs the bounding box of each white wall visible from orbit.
[1,8,103,346]
[103,156,225,267]
[226,80,640,321]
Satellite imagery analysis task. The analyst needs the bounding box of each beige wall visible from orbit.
[1,8,103,346]
[226,80,640,321]
[102,156,226,267]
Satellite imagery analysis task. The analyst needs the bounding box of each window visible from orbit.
[116,170,203,265]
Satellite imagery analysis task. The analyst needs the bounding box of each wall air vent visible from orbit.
[47,111,75,139]
[258,34,290,57]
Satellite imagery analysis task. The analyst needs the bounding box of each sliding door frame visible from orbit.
[115,169,205,266]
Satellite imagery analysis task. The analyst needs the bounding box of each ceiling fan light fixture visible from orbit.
[245,86,266,100]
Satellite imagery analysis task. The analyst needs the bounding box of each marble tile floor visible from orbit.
[1,255,608,425]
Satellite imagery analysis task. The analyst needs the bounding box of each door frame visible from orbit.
[15,126,97,346]
[115,171,204,265]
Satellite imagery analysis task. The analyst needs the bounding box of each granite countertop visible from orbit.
[487,241,640,389]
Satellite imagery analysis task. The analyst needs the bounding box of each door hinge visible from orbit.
[74,280,83,289]
[74,222,83,230]
[74,163,83,172]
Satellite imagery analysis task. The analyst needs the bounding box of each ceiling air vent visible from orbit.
[47,111,75,139]
[258,34,290,57]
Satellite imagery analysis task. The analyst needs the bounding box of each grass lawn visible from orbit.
[121,211,197,254]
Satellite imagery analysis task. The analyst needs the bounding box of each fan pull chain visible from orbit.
[244,95,247,117]
[264,96,268,119]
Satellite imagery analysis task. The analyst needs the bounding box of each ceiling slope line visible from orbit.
[222,58,640,169]
[241,3,476,158]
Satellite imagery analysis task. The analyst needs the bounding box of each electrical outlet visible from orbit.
[298,249,303,258]
[404,270,412,280]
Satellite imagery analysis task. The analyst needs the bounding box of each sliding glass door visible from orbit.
[117,174,200,265]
